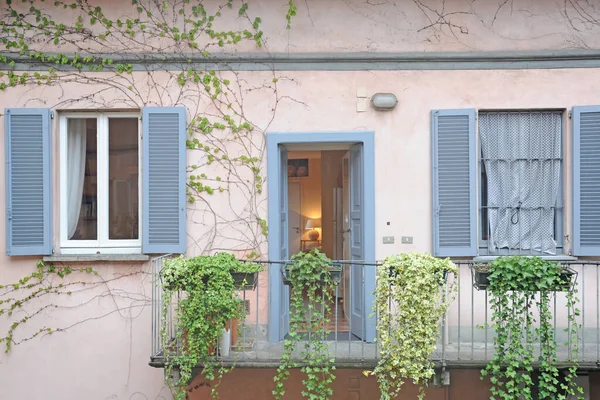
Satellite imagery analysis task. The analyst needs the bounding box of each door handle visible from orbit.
[292,227,300,233]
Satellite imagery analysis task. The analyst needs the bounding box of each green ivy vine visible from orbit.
[0,0,297,255]
[0,260,99,352]
[0,0,298,397]
[479,256,583,400]
[273,249,337,400]
[285,0,297,29]
[161,253,261,400]
[367,252,457,400]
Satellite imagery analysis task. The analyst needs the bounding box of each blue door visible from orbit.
[279,145,290,338]
[349,144,365,339]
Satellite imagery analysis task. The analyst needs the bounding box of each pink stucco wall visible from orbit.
[4,67,599,257]
[1,67,599,399]
[9,0,600,52]
[1,0,600,398]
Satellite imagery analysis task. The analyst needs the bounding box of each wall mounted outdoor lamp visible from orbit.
[370,93,398,110]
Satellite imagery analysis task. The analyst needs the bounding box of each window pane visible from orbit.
[67,118,97,240]
[108,118,139,240]
[479,111,562,255]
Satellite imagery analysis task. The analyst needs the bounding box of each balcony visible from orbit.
[149,256,600,369]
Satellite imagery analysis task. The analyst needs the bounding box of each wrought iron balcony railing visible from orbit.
[150,256,600,369]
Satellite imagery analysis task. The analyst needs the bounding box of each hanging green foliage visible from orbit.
[161,253,261,400]
[273,249,338,400]
[367,252,457,400]
[480,256,583,400]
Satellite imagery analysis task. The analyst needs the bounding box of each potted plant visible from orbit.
[557,266,577,290]
[471,262,491,290]
[481,256,582,399]
[273,249,338,400]
[161,253,262,291]
[471,257,577,291]
[160,253,259,400]
[366,252,457,400]
[231,261,262,290]
[281,260,342,286]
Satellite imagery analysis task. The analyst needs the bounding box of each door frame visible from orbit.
[266,131,375,343]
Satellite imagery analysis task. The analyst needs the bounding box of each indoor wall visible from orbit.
[321,151,347,259]
[288,151,322,254]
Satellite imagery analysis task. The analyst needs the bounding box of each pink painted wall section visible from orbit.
[5,68,599,258]
[0,259,170,399]
[5,0,600,54]
[1,67,600,398]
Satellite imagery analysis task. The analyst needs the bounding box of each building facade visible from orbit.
[2,0,600,398]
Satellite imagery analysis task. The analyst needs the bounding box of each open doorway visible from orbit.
[287,149,352,336]
[266,131,375,344]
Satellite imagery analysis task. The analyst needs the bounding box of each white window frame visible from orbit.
[59,112,142,255]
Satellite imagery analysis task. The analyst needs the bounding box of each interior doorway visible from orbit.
[286,150,347,259]
[287,150,351,335]
[266,131,375,344]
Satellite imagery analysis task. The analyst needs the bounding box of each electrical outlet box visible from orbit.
[401,236,413,244]
[382,236,394,244]
[357,98,367,112]
[441,370,450,386]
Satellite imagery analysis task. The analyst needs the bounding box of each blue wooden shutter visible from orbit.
[431,109,477,256]
[142,107,186,254]
[5,108,52,256]
[573,106,600,256]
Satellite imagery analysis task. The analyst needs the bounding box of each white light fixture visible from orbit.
[370,93,398,111]
[305,218,322,240]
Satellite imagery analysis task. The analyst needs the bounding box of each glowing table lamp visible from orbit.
[305,218,322,241]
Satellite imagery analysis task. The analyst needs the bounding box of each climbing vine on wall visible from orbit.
[0,0,298,256]
[0,261,103,352]
[0,0,296,397]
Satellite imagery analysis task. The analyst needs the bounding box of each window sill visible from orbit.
[473,255,578,262]
[43,254,150,263]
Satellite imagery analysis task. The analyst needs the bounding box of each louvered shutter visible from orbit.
[432,109,477,256]
[5,109,52,256]
[142,107,186,254]
[573,106,600,256]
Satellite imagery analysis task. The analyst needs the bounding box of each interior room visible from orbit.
[287,149,353,336]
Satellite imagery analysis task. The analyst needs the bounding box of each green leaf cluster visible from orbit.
[273,249,337,400]
[485,256,574,292]
[481,256,583,400]
[160,252,260,292]
[161,253,259,399]
[369,252,457,400]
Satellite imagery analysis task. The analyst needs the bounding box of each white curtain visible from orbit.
[67,119,87,239]
[480,112,562,255]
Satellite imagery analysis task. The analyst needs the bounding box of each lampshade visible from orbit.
[305,218,322,230]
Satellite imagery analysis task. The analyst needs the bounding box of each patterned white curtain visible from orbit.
[480,111,562,255]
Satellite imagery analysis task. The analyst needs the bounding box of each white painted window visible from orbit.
[59,113,141,254]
